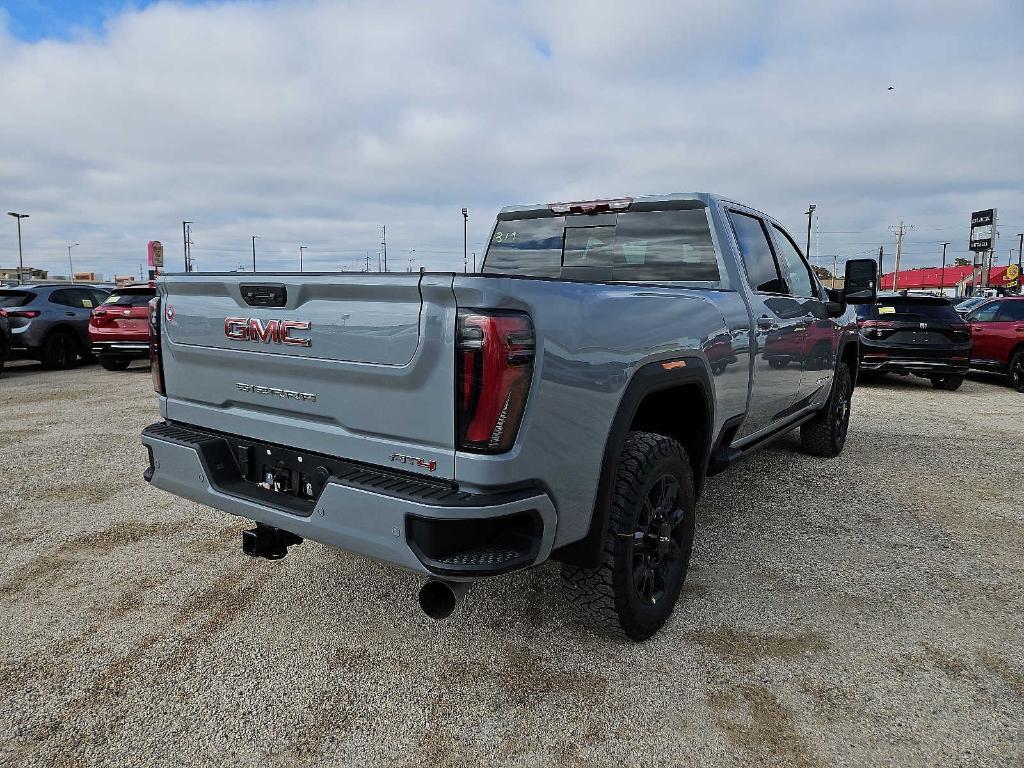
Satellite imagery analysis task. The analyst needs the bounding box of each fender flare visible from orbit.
[554,356,714,568]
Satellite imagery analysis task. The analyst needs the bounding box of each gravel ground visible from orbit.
[1,359,1021,767]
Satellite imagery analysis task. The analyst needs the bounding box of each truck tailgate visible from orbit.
[158,272,458,479]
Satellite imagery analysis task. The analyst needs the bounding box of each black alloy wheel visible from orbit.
[42,330,78,370]
[1009,351,1024,393]
[630,474,687,606]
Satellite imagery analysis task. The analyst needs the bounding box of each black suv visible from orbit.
[856,294,972,390]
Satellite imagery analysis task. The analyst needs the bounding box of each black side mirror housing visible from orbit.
[825,300,846,318]
[843,259,878,305]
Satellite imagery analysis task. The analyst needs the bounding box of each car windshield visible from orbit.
[0,291,34,308]
[101,289,155,307]
[857,299,963,322]
[483,207,720,282]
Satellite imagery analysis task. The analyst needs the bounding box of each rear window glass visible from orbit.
[102,289,155,307]
[483,208,719,282]
[856,300,962,321]
[0,291,34,308]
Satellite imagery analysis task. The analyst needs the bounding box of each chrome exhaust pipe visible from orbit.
[418,579,472,620]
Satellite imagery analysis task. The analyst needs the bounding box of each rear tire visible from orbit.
[801,362,852,457]
[41,330,79,370]
[1009,350,1024,393]
[560,431,696,642]
[99,356,131,371]
[930,373,964,391]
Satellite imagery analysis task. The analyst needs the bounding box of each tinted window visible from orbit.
[996,301,1024,322]
[102,289,154,307]
[0,291,34,308]
[770,224,816,297]
[484,208,719,282]
[728,211,784,293]
[968,301,1001,322]
[48,289,72,306]
[859,300,962,322]
[484,217,566,277]
[88,289,110,306]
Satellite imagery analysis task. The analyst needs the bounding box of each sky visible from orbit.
[0,0,1022,279]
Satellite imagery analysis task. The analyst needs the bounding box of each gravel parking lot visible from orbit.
[1,360,1021,767]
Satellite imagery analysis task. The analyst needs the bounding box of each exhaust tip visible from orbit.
[418,579,469,620]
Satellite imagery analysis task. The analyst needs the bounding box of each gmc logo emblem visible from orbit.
[225,317,312,346]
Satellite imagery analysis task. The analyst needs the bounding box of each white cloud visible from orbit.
[0,0,1022,279]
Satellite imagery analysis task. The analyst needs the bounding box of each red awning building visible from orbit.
[880,265,1016,293]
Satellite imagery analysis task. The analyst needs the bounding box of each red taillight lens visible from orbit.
[859,320,895,339]
[456,309,535,453]
[90,309,111,325]
[148,296,165,395]
[2,309,40,319]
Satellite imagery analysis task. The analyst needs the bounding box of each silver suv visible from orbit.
[0,284,110,369]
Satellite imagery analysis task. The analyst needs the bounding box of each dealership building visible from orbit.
[879,265,1019,296]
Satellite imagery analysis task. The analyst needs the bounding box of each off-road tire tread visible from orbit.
[560,431,693,641]
[800,362,851,457]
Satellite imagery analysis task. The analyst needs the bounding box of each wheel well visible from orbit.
[629,383,711,498]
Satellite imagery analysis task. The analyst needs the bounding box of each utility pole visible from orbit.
[67,243,79,278]
[407,249,415,272]
[299,245,307,272]
[462,207,469,273]
[1017,233,1023,270]
[381,226,388,272]
[939,242,950,297]
[182,221,193,272]
[139,263,144,280]
[878,245,884,277]
[804,204,815,262]
[472,251,477,272]
[7,212,28,282]
[365,251,371,272]
[377,251,382,272]
[251,235,259,272]
[889,221,913,291]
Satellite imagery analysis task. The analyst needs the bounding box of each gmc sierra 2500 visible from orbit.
[141,193,878,640]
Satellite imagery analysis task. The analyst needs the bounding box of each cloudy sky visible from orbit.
[0,0,1022,280]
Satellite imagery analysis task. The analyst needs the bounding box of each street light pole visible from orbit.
[251,235,259,272]
[68,243,79,279]
[462,207,469,273]
[7,212,29,282]
[939,242,950,297]
[299,245,307,272]
[182,221,193,272]
[804,204,816,263]
[1017,233,1023,271]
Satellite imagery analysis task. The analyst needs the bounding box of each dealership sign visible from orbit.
[969,209,996,252]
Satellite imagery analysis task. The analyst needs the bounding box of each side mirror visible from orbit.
[843,259,878,305]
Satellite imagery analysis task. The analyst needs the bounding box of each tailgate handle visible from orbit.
[240,284,287,308]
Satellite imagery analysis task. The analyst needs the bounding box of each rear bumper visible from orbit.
[140,421,556,580]
[92,341,150,358]
[860,342,971,374]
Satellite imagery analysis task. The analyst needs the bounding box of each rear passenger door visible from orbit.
[726,209,806,438]
[767,223,834,404]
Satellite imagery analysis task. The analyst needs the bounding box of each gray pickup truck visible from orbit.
[141,193,877,640]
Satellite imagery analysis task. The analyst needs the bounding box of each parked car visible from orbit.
[0,307,11,373]
[89,285,156,370]
[0,285,110,368]
[965,297,1024,392]
[855,294,972,390]
[140,192,878,641]
[953,295,990,315]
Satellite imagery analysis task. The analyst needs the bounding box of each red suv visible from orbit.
[88,285,156,370]
[966,296,1024,392]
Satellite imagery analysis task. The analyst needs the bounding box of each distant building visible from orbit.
[879,265,1020,296]
[0,266,47,280]
[73,271,103,283]
[114,275,137,287]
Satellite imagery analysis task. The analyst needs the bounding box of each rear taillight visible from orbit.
[456,309,535,453]
[2,309,40,319]
[91,309,111,325]
[149,296,165,395]
[859,320,895,339]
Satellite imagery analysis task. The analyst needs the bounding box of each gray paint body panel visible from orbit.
[149,192,849,569]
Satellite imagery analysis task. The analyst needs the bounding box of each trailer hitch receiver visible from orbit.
[242,523,303,560]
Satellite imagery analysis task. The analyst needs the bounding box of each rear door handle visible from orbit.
[757,315,777,330]
[65,312,76,317]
